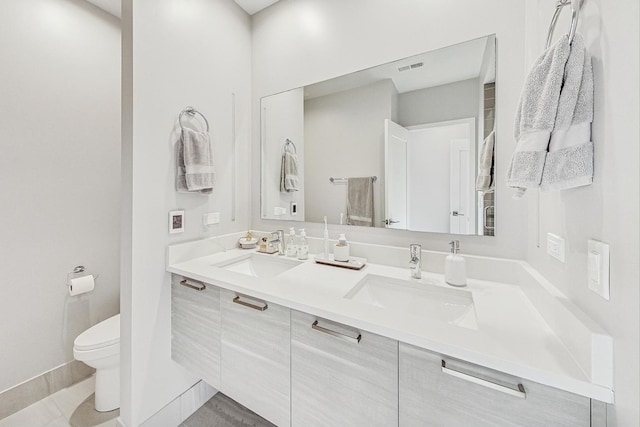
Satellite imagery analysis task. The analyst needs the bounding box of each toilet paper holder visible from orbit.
[66,265,99,287]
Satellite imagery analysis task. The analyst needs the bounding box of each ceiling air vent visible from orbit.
[398,62,424,72]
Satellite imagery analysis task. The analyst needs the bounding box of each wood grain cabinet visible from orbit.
[291,311,398,427]
[220,289,291,427]
[399,342,591,427]
[171,274,221,388]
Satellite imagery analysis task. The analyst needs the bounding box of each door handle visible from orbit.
[179,279,206,291]
[233,295,268,311]
[452,211,465,217]
[441,360,526,399]
[312,320,361,344]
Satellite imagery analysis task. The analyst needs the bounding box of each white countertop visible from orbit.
[167,246,614,403]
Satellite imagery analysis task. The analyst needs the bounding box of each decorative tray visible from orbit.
[313,254,367,270]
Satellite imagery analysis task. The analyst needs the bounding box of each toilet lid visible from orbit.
[74,314,120,351]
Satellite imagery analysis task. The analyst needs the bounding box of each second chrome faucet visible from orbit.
[409,244,422,279]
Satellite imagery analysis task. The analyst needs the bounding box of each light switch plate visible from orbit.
[588,239,610,300]
[290,202,298,215]
[203,212,220,225]
[274,207,287,216]
[547,233,565,263]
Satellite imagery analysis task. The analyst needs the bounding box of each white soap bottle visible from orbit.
[286,227,297,257]
[297,229,309,260]
[445,240,467,287]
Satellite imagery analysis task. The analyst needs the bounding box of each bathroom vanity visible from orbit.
[167,236,612,427]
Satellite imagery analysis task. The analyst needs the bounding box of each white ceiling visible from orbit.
[305,36,493,100]
[85,0,121,18]
[233,0,281,15]
[84,0,280,18]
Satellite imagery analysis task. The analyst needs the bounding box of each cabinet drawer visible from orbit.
[171,275,221,388]
[220,289,290,427]
[399,343,590,427]
[291,311,398,427]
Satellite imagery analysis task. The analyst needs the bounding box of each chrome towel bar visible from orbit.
[329,176,377,184]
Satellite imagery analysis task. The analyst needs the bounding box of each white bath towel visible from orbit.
[476,130,496,192]
[507,34,593,198]
[541,34,594,191]
[176,127,216,194]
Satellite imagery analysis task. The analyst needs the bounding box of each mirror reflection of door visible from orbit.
[384,119,408,229]
[407,118,476,234]
[450,138,472,234]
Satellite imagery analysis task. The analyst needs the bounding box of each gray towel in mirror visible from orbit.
[280,150,299,192]
[346,177,374,227]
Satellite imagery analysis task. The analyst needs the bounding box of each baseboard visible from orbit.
[0,360,95,420]
[139,381,217,426]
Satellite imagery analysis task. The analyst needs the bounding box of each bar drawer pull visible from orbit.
[233,296,268,311]
[441,360,526,399]
[311,320,362,344]
[179,279,206,291]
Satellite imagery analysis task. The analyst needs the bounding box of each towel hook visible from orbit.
[179,106,210,133]
[545,0,581,49]
[283,138,297,155]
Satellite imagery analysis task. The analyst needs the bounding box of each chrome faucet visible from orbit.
[269,230,285,255]
[409,244,422,279]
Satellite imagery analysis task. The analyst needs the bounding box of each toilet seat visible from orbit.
[74,314,120,351]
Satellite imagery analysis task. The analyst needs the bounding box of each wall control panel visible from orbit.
[588,239,610,300]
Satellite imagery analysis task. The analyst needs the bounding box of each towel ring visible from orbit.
[283,138,297,154]
[179,106,210,133]
[545,0,581,49]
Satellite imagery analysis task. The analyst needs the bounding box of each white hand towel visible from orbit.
[476,130,496,192]
[176,127,216,194]
[506,35,571,198]
[541,33,594,191]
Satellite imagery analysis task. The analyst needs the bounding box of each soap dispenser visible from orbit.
[297,229,309,260]
[445,240,467,287]
[286,227,297,257]
[334,233,350,262]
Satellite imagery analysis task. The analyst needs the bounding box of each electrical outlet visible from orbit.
[203,212,220,225]
[547,233,565,263]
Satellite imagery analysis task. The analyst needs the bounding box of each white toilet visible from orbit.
[73,314,120,412]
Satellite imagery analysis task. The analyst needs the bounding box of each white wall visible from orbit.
[304,80,394,225]
[397,78,480,128]
[261,88,305,222]
[252,0,528,257]
[0,0,120,393]
[524,0,640,425]
[121,0,252,425]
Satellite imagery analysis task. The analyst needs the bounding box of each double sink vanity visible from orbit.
[167,233,613,427]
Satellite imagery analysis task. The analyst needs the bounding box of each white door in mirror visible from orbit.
[588,240,610,300]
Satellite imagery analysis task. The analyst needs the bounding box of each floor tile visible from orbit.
[50,376,96,420]
[43,416,72,427]
[0,397,61,427]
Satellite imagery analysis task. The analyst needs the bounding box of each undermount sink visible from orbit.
[213,253,303,278]
[344,274,478,330]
